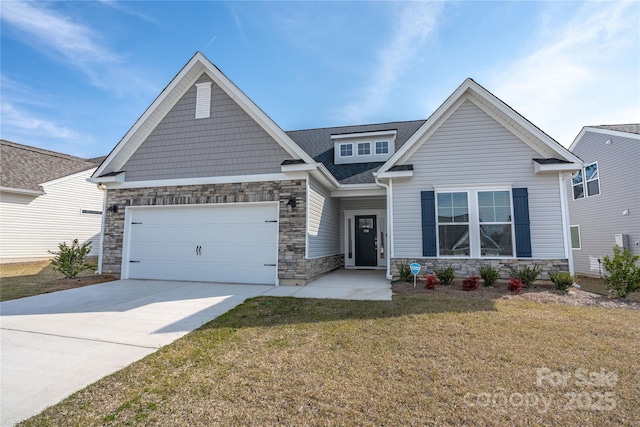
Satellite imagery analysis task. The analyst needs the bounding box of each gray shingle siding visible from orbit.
[568,130,640,275]
[122,74,292,181]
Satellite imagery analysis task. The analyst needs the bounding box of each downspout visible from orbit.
[96,186,108,274]
[559,172,574,275]
[375,176,394,280]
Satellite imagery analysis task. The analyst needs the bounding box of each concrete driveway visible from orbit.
[0,279,272,426]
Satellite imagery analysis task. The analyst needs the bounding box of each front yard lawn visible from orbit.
[20,285,640,426]
[0,261,116,301]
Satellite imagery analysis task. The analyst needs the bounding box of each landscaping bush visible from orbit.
[461,276,480,291]
[602,246,640,298]
[479,265,499,287]
[49,239,95,279]
[424,274,440,290]
[508,278,524,294]
[549,271,576,292]
[434,264,455,286]
[510,264,542,288]
[396,262,413,282]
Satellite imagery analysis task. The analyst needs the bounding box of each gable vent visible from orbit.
[195,82,212,119]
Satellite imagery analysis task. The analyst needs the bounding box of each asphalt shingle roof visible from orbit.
[0,140,105,193]
[286,120,425,184]
[591,124,640,135]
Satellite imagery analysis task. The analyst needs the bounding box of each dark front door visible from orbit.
[355,215,377,266]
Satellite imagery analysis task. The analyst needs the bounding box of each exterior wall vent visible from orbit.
[195,82,212,119]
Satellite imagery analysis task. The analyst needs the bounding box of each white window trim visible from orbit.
[357,142,371,156]
[339,143,353,157]
[570,225,581,250]
[572,162,601,200]
[435,187,515,259]
[375,140,389,154]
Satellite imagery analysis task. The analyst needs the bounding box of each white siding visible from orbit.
[0,169,103,262]
[307,177,340,258]
[392,99,566,259]
[568,131,640,275]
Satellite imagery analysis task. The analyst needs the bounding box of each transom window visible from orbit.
[357,142,371,156]
[340,144,353,157]
[437,190,513,257]
[375,141,389,154]
[573,162,600,199]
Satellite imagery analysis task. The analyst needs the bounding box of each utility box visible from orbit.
[614,234,630,249]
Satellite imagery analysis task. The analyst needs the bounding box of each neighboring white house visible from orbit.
[0,140,105,263]
[567,125,640,276]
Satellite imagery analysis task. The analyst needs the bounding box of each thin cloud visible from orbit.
[97,0,157,24]
[336,2,445,123]
[1,101,81,140]
[488,1,640,146]
[1,0,121,89]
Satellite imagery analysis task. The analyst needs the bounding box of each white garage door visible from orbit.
[122,203,278,285]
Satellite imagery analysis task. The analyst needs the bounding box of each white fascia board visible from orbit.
[569,126,640,151]
[373,170,413,179]
[534,162,583,174]
[41,168,97,187]
[281,163,318,173]
[87,171,125,183]
[94,52,314,178]
[331,184,385,198]
[331,130,397,140]
[0,186,44,196]
[98,173,297,190]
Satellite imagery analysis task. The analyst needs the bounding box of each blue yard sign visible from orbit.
[409,263,421,287]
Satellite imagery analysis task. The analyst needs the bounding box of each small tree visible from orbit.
[49,239,95,279]
[434,264,455,286]
[602,246,640,298]
[479,265,499,287]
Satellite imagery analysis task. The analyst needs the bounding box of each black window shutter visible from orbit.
[421,191,437,256]
[512,188,532,258]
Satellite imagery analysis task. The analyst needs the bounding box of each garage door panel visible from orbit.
[124,204,278,285]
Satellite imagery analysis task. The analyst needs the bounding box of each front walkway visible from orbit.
[266,268,391,300]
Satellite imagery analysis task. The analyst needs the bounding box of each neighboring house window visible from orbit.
[570,225,581,250]
[436,190,513,257]
[375,141,389,154]
[357,142,370,156]
[584,162,600,197]
[437,192,470,256]
[572,162,600,200]
[340,144,353,157]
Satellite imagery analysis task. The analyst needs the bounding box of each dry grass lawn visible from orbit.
[19,285,640,426]
[0,261,115,301]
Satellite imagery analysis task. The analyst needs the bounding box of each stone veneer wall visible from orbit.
[102,180,312,282]
[390,258,569,280]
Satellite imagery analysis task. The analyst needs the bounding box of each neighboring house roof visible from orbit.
[0,140,103,194]
[590,124,640,135]
[287,120,425,184]
[569,123,640,151]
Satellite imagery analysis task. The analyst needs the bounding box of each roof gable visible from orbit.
[569,124,640,151]
[93,52,314,179]
[0,140,100,194]
[378,79,582,173]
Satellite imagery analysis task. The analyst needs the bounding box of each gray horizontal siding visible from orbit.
[393,99,565,259]
[568,131,640,275]
[307,177,340,258]
[123,74,291,181]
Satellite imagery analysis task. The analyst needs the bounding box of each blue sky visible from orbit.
[1,1,638,158]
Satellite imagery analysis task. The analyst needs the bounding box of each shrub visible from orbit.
[424,274,440,290]
[510,264,542,288]
[479,265,499,287]
[462,276,480,291]
[49,239,95,279]
[549,271,576,292]
[396,262,413,282]
[508,278,524,294]
[434,264,455,286]
[602,246,640,298]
